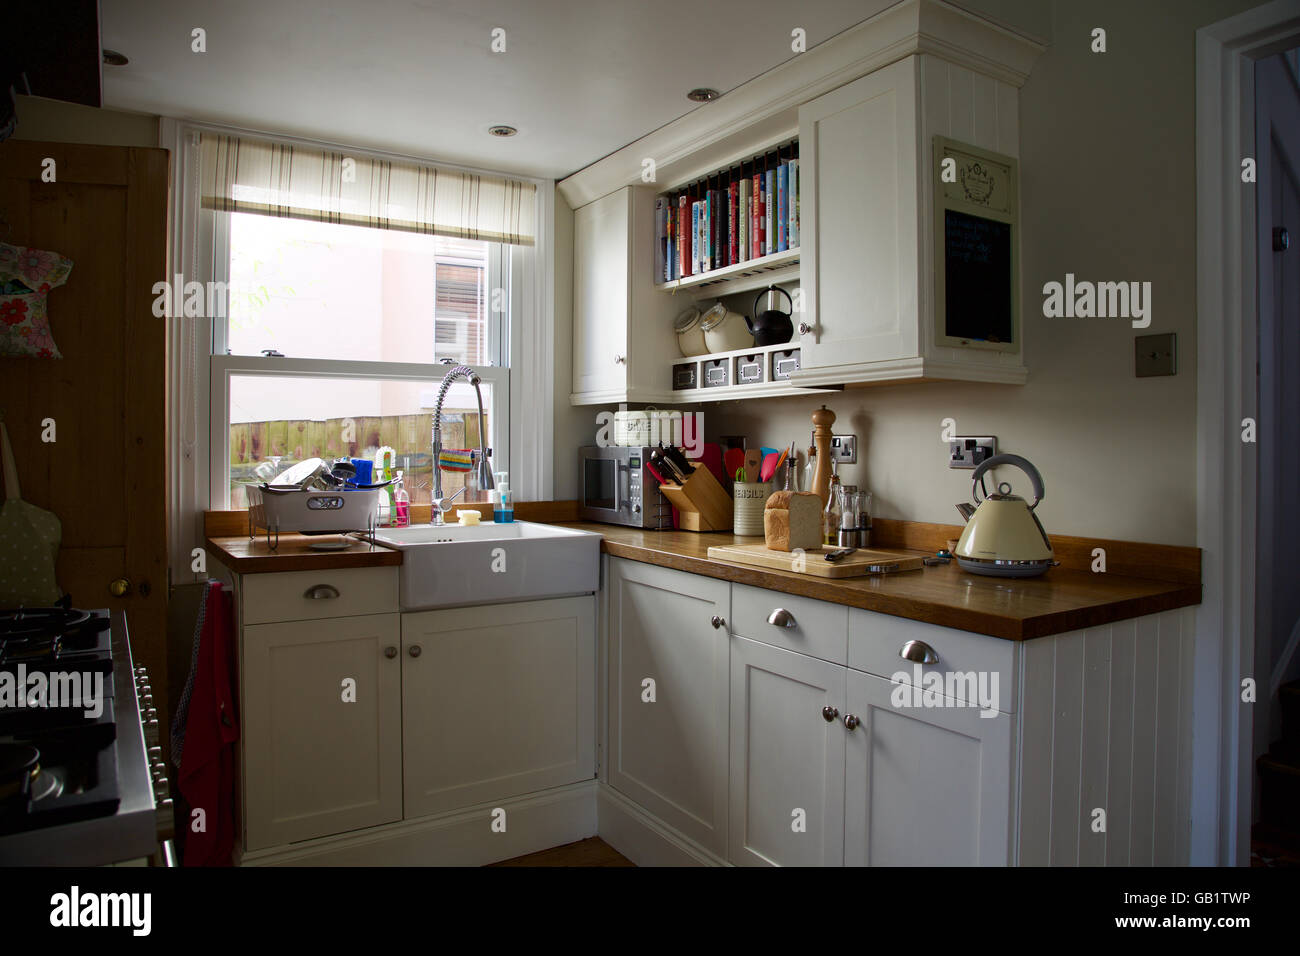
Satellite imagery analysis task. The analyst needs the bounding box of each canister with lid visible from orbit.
[699,301,754,354]
[674,308,708,357]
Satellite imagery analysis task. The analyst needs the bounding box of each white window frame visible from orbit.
[162,119,554,574]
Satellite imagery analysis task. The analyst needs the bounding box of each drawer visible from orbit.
[848,609,1017,714]
[730,584,848,665]
[241,567,398,625]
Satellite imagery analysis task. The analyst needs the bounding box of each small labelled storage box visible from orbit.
[771,348,801,381]
[673,362,700,391]
[735,353,765,386]
[702,358,730,389]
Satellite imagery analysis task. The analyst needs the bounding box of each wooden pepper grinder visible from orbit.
[811,404,836,505]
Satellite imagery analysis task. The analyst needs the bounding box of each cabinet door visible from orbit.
[844,669,1013,866]
[729,637,846,867]
[572,188,630,398]
[401,597,596,818]
[241,613,403,850]
[798,57,920,370]
[607,558,730,855]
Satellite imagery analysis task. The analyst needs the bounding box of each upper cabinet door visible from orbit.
[798,57,920,370]
[843,669,1013,866]
[572,188,630,399]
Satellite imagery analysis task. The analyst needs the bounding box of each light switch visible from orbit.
[1135,333,1176,377]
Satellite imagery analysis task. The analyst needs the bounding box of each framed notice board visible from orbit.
[933,137,1020,353]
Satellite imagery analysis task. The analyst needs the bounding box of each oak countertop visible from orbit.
[564,523,1202,641]
[204,519,1201,641]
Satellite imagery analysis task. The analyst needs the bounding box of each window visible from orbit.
[187,129,538,512]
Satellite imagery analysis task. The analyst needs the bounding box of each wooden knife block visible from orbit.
[658,463,733,532]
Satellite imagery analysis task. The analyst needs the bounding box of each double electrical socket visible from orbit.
[948,436,997,469]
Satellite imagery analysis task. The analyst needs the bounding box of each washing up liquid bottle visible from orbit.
[393,470,410,528]
[494,471,514,523]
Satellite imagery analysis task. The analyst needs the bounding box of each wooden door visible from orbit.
[729,636,846,867]
[572,188,629,399]
[0,141,170,733]
[606,557,730,855]
[401,597,596,819]
[241,613,403,850]
[843,669,1013,866]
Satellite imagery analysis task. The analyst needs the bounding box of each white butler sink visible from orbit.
[369,521,601,610]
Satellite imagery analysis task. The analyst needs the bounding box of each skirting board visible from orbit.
[596,784,728,867]
[237,781,597,867]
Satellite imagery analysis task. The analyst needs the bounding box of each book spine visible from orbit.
[666,202,676,281]
[679,194,691,277]
[655,197,667,282]
[728,181,739,266]
[739,179,750,263]
[711,190,722,270]
[765,169,775,256]
[752,173,762,259]
[787,159,799,249]
[776,164,788,253]
[703,193,712,272]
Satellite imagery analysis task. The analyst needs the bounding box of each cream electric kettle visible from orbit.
[954,454,1055,577]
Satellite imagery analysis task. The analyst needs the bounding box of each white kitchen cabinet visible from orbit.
[606,557,730,855]
[241,612,403,850]
[400,597,596,819]
[843,669,1013,866]
[794,55,1029,387]
[728,636,846,867]
[571,186,681,405]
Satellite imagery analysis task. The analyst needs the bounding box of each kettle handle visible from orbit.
[971,454,1045,510]
[753,284,793,316]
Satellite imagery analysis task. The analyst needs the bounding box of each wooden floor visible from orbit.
[488,837,635,867]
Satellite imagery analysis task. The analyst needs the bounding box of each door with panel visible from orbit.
[240,613,403,850]
[606,557,730,855]
[401,597,596,819]
[572,188,629,398]
[797,57,920,371]
[843,669,1013,866]
[729,636,846,866]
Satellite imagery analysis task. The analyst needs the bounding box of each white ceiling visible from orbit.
[101,0,890,180]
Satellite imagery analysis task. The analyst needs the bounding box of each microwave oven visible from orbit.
[579,446,666,528]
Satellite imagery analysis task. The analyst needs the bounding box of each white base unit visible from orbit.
[600,557,1197,867]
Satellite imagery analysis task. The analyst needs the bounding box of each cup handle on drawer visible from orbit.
[767,608,797,628]
[304,584,340,600]
[899,640,938,664]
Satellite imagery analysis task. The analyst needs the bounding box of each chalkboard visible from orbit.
[944,209,1012,344]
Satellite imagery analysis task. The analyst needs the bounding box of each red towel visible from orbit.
[177,582,239,866]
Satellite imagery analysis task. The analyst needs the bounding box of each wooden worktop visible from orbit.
[206,533,402,573]
[566,523,1202,641]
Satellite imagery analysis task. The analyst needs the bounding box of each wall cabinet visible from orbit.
[401,597,596,818]
[571,186,680,405]
[241,612,403,850]
[605,558,730,855]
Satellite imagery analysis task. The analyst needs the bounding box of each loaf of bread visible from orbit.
[764,491,823,552]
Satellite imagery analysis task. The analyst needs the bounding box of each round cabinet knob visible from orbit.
[384,646,398,659]
[798,322,812,336]
[843,714,860,730]
[822,705,840,722]
[710,615,726,630]
[109,578,131,598]
[1274,226,1290,252]
[408,645,422,658]
[614,354,627,365]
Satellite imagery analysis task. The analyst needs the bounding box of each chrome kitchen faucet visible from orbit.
[430,364,495,526]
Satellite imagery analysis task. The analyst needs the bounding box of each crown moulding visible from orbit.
[556,0,1046,210]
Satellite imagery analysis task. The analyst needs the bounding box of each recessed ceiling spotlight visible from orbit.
[687,88,720,103]
[102,49,129,66]
[488,125,517,137]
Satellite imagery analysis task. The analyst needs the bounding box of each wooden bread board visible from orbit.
[707,542,925,578]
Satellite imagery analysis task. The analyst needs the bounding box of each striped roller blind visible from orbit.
[199,132,537,245]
